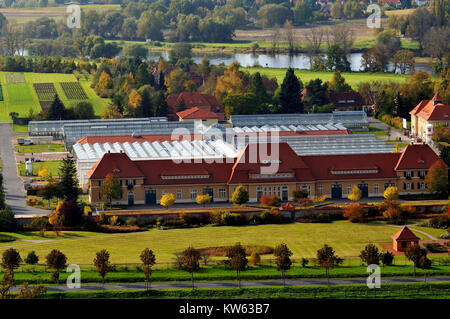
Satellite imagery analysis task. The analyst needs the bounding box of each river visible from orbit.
[147,51,433,74]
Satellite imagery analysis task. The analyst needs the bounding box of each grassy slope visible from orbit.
[242,67,410,88]
[0,222,430,264]
[0,72,109,119]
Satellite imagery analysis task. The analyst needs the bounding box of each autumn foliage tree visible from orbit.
[259,195,281,207]
[160,193,176,208]
[95,71,113,97]
[226,243,248,288]
[359,244,381,265]
[405,245,427,276]
[425,161,449,195]
[1,248,22,284]
[93,249,111,286]
[181,246,201,289]
[383,186,399,200]
[46,249,67,284]
[274,243,293,285]
[347,185,362,201]
[140,248,156,289]
[343,203,367,223]
[196,194,212,207]
[100,174,122,207]
[231,185,249,206]
[316,244,343,284]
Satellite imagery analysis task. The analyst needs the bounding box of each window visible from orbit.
[384,182,395,189]
[317,185,323,195]
[126,179,136,186]
[98,180,102,187]
[418,182,426,190]
[190,189,198,200]
[418,171,426,178]
[347,184,352,194]
[176,190,182,200]
[219,188,226,198]
[374,184,379,194]
[404,171,412,178]
[119,180,123,186]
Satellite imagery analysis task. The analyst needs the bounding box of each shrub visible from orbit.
[221,212,244,226]
[99,213,107,225]
[343,203,367,223]
[125,217,138,226]
[427,215,450,229]
[292,190,308,202]
[249,251,261,266]
[25,251,39,265]
[297,198,313,207]
[259,210,284,224]
[424,243,448,253]
[259,195,281,207]
[312,195,327,202]
[109,215,119,226]
[301,258,309,267]
[380,200,410,224]
[27,217,49,229]
[381,251,394,266]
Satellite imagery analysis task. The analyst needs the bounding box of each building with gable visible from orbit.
[410,93,450,141]
[87,142,447,206]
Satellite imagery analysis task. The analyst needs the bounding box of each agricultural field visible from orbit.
[0,71,110,120]
[60,82,89,100]
[14,143,65,154]
[243,67,411,88]
[0,222,431,264]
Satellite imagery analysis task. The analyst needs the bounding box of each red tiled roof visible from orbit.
[76,134,203,145]
[409,94,450,121]
[301,152,401,180]
[88,152,145,179]
[392,226,420,241]
[395,143,446,170]
[166,92,224,120]
[228,143,315,184]
[282,202,295,211]
[177,107,219,120]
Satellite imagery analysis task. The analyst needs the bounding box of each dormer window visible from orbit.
[113,168,120,173]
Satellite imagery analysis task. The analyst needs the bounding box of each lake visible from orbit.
[147,51,433,74]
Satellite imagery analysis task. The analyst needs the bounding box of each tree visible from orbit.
[359,244,381,266]
[1,248,22,282]
[24,251,39,265]
[38,182,59,208]
[259,195,281,207]
[45,94,65,120]
[58,156,79,202]
[169,43,192,64]
[274,243,293,285]
[101,104,123,119]
[137,10,163,41]
[257,4,292,28]
[347,185,362,201]
[9,112,18,131]
[123,44,148,61]
[316,244,343,284]
[405,8,435,51]
[165,69,196,94]
[100,174,122,208]
[325,44,350,72]
[278,68,304,113]
[226,243,248,288]
[196,194,212,207]
[284,20,294,53]
[392,50,415,74]
[181,246,201,289]
[383,186,399,200]
[73,102,94,119]
[45,249,67,283]
[425,161,449,195]
[231,185,249,206]
[418,255,432,282]
[405,245,427,276]
[160,193,176,208]
[93,249,110,286]
[0,209,16,232]
[140,248,156,289]
[327,71,352,93]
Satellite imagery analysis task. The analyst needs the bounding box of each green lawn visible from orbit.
[0,222,428,264]
[242,68,410,88]
[17,160,62,177]
[409,226,449,239]
[14,143,66,154]
[11,123,28,132]
[0,71,110,119]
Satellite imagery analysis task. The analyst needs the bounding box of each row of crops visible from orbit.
[33,82,89,101]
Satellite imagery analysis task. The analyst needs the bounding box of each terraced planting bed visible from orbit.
[33,83,57,101]
[60,82,88,100]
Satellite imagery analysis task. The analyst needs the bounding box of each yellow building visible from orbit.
[87,142,447,206]
[410,93,450,141]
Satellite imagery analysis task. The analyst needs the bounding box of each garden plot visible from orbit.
[5,72,25,84]
[33,83,57,101]
[60,82,88,100]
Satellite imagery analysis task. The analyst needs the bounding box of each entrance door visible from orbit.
[203,188,214,202]
[331,184,342,199]
[282,186,288,201]
[128,192,134,206]
[145,190,156,205]
[358,183,369,198]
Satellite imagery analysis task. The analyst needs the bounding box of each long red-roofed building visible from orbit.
[87,142,447,205]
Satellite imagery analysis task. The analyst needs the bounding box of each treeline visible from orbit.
[0,56,77,73]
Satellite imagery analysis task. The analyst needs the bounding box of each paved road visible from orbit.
[10,276,450,292]
[0,123,48,216]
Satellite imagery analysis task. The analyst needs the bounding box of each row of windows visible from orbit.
[404,182,426,190]
[159,188,227,200]
[318,182,396,195]
[403,171,428,178]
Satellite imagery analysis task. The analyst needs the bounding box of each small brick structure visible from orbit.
[392,226,420,252]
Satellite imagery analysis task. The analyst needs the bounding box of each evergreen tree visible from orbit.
[153,90,168,117]
[278,68,304,113]
[248,72,269,104]
[440,146,450,166]
[304,79,330,110]
[328,71,352,92]
[45,94,66,120]
[325,44,350,72]
[135,62,153,88]
[58,157,79,202]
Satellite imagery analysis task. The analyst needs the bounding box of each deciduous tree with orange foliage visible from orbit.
[259,195,281,207]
